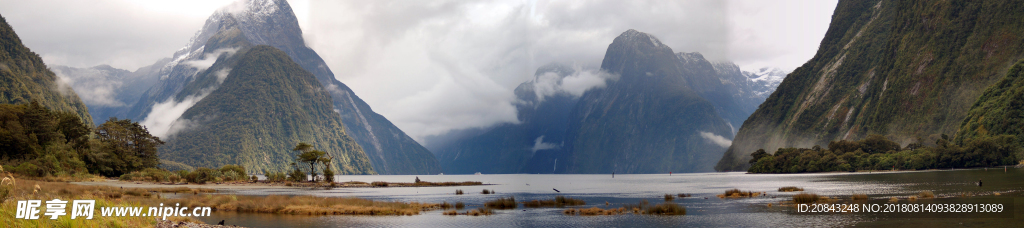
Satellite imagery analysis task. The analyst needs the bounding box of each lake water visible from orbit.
[196,168,1024,227]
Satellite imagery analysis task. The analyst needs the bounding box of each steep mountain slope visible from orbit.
[955,60,1024,145]
[159,45,374,174]
[436,63,578,174]
[126,0,439,174]
[0,15,92,126]
[52,61,166,124]
[717,0,1024,171]
[563,30,733,173]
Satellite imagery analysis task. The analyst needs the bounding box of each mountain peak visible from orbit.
[614,29,668,49]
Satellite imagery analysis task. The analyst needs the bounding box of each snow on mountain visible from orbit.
[742,67,787,97]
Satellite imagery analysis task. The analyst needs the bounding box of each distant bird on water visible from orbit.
[553,188,560,193]
[218,220,225,225]
[977,179,983,187]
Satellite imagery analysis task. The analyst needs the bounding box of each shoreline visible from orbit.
[72,179,492,191]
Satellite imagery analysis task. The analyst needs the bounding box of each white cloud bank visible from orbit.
[699,131,733,148]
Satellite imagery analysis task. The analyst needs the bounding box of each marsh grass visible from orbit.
[792,193,833,204]
[563,207,627,215]
[778,186,804,192]
[717,189,761,198]
[664,194,675,201]
[455,202,465,209]
[484,196,516,209]
[851,194,868,200]
[676,193,691,198]
[481,189,493,194]
[918,190,935,199]
[645,203,686,215]
[522,196,585,208]
[455,189,464,195]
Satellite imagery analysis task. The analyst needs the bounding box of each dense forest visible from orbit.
[0,102,161,177]
[747,134,1022,173]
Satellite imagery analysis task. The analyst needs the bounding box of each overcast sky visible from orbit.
[0,0,837,141]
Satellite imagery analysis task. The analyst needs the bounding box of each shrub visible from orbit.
[484,196,517,209]
[264,170,287,183]
[185,167,218,184]
[645,203,686,215]
[288,168,306,182]
[323,168,334,183]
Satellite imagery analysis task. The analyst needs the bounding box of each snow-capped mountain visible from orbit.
[125,0,440,174]
[743,67,787,98]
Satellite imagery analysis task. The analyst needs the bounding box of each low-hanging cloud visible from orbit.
[52,67,126,107]
[699,131,733,148]
[531,135,560,153]
[140,87,215,138]
[182,48,239,72]
[530,66,619,102]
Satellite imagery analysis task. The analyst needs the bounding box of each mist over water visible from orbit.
[196,168,1023,227]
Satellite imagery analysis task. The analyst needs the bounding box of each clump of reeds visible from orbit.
[717,189,761,198]
[455,189,464,195]
[664,194,675,201]
[481,189,493,194]
[440,201,453,209]
[563,207,627,215]
[645,203,686,215]
[522,196,586,208]
[778,186,804,192]
[455,202,465,209]
[466,208,493,216]
[792,193,828,204]
[851,194,868,200]
[918,190,935,199]
[676,193,691,198]
[443,210,457,215]
[371,181,388,187]
[484,196,517,209]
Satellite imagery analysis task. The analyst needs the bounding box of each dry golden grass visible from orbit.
[563,207,627,215]
[716,189,761,198]
[645,203,686,215]
[664,194,675,201]
[918,190,935,199]
[443,210,457,215]
[0,178,193,227]
[522,196,586,208]
[778,186,804,192]
[484,196,516,209]
[851,194,868,200]
[466,208,493,216]
[792,193,832,204]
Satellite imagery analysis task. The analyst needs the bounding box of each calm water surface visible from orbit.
[197,168,1024,227]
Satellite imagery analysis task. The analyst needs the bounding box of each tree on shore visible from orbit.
[292,142,332,182]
